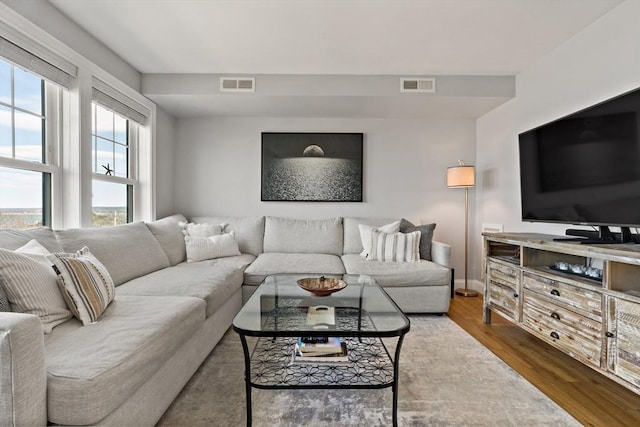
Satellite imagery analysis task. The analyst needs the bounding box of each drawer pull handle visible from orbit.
[550,289,560,297]
[550,331,560,340]
[551,312,560,320]
[606,332,615,338]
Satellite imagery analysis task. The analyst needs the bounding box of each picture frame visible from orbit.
[261,132,363,202]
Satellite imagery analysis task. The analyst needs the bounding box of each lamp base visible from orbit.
[455,288,479,297]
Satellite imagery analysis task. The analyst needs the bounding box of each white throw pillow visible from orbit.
[179,221,228,238]
[359,220,401,257]
[47,247,116,326]
[366,230,421,262]
[15,239,51,256]
[0,248,72,333]
[185,231,241,262]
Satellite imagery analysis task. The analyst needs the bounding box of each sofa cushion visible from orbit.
[55,222,171,286]
[0,227,63,253]
[185,232,241,262]
[44,295,205,426]
[342,217,399,255]
[0,249,72,333]
[191,216,265,256]
[145,214,188,266]
[47,247,116,325]
[117,256,251,316]
[263,216,343,255]
[399,219,436,261]
[341,254,449,287]
[244,253,345,286]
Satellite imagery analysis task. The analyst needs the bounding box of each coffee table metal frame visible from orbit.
[232,274,410,427]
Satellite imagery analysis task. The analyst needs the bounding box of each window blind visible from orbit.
[92,78,150,125]
[0,22,77,88]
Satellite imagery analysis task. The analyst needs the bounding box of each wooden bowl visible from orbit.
[297,276,347,297]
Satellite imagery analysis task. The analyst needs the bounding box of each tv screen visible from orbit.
[519,87,640,228]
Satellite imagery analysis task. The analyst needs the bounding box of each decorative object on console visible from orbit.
[261,132,363,202]
[447,160,478,297]
[551,261,603,280]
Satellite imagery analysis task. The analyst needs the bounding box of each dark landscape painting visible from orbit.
[261,132,363,202]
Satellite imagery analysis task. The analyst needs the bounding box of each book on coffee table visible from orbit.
[291,341,349,364]
[297,337,343,356]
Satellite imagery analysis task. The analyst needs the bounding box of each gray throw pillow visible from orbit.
[0,278,11,312]
[399,219,436,261]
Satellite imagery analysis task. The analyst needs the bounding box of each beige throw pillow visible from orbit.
[0,248,72,333]
[47,247,115,325]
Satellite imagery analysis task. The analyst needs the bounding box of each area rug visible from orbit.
[157,315,580,426]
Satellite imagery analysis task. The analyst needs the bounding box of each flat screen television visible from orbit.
[519,87,640,243]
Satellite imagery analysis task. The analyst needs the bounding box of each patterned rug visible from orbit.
[157,315,580,426]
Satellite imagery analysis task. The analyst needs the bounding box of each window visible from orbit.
[91,102,135,227]
[0,59,57,229]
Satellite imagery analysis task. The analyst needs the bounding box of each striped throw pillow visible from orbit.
[0,248,72,332]
[366,230,421,262]
[47,247,115,325]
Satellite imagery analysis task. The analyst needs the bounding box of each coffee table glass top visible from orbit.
[232,274,410,337]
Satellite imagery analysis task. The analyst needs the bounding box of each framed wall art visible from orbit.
[261,132,363,202]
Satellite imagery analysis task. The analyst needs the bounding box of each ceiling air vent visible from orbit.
[220,77,255,93]
[400,77,436,93]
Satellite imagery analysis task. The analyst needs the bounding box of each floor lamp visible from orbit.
[447,160,478,297]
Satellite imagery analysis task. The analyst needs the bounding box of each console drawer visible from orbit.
[488,260,519,286]
[523,271,602,321]
[487,278,520,322]
[523,290,601,368]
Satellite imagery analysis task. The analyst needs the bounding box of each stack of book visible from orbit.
[291,336,349,364]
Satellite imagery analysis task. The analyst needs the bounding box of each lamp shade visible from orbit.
[447,165,475,188]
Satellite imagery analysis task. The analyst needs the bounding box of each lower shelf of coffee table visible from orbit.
[249,336,395,388]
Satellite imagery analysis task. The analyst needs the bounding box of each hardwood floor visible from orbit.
[446,295,640,427]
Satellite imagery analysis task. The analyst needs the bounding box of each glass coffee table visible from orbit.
[232,274,410,427]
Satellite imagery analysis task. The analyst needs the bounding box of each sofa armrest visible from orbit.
[0,313,47,427]
[431,240,451,268]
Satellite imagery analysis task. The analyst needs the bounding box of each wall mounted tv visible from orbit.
[519,87,640,243]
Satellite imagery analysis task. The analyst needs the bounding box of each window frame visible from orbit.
[91,100,138,226]
[0,62,61,228]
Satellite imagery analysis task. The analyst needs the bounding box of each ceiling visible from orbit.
[47,0,624,118]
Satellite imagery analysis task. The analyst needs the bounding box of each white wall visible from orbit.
[174,116,478,280]
[476,0,640,260]
[155,107,177,218]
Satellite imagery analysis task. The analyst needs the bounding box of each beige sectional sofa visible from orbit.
[0,214,450,426]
